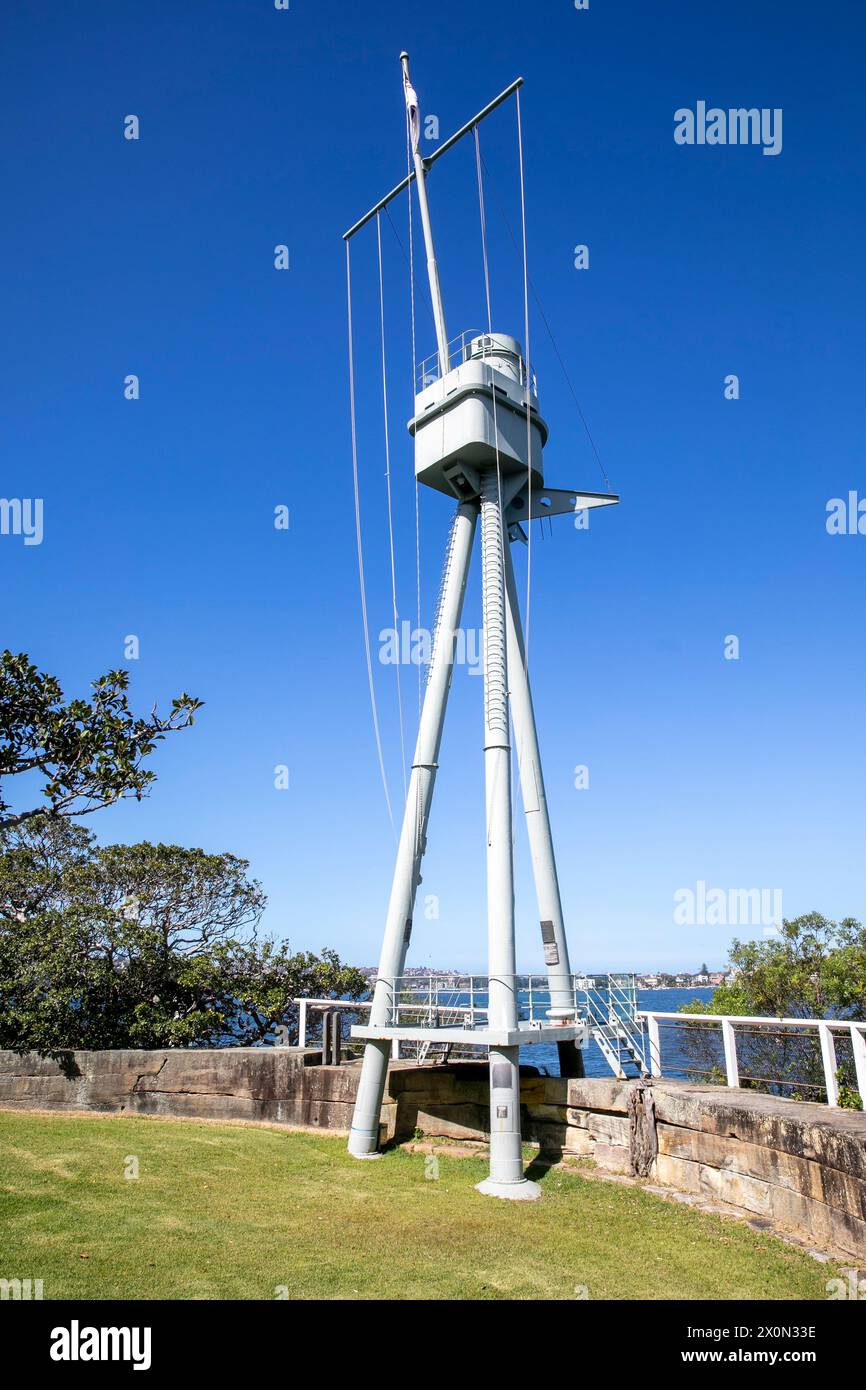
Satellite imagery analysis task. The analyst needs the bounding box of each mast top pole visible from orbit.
[343,74,523,241]
[400,50,450,372]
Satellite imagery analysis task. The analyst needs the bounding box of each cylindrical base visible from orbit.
[347,1039,390,1158]
[475,1176,542,1202]
[486,1045,526,1186]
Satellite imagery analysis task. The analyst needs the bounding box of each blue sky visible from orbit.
[2,0,864,972]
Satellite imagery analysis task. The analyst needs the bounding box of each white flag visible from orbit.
[403,72,420,156]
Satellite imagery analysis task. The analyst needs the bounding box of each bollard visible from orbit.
[322,1009,343,1067]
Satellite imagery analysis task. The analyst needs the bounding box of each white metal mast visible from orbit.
[476,461,525,1194]
[503,540,583,1077]
[400,53,449,374]
[347,499,477,1158]
[345,53,618,1198]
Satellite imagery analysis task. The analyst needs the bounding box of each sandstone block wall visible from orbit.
[1,1050,863,1260]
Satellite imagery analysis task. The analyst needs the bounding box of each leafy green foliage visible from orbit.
[0,650,202,831]
[836,1069,862,1111]
[0,818,365,1053]
[680,914,865,1106]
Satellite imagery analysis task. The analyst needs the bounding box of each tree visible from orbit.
[0,818,365,1052]
[199,941,367,1047]
[680,914,866,1107]
[90,841,267,953]
[0,651,202,831]
[0,814,94,920]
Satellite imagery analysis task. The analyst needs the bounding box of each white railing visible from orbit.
[293,993,472,1062]
[639,1011,866,1109]
[293,996,865,1103]
[356,973,641,1033]
[293,976,646,1073]
[415,328,537,395]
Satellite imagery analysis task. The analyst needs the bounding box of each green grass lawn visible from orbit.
[0,1110,834,1300]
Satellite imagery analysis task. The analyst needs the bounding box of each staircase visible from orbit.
[382,972,651,1078]
[591,1021,648,1079]
[579,976,650,1079]
[417,1040,454,1064]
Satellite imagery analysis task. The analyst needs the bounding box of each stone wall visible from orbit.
[538,1074,866,1262]
[1,1050,864,1261]
[0,1048,348,1130]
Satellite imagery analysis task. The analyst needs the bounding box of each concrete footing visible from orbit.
[475,1176,542,1201]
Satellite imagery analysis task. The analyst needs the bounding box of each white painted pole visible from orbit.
[348,503,478,1157]
[721,1019,740,1088]
[818,1023,839,1107]
[475,473,539,1200]
[400,52,449,373]
[647,1014,662,1077]
[298,998,307,1049]
[503,540,574,1021]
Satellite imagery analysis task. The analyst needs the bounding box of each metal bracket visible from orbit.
[442,461,481,501]
[505,487,620,526]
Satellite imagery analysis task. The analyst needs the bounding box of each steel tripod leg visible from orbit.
[503,539,584,1080]
[475,474,540,1200]
[348,501,478,1157]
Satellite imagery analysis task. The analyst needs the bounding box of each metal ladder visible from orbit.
[402,992,468,1066]
[417,1040,455,1064]
[581,977,650,1079]
[591,1021,649,1079]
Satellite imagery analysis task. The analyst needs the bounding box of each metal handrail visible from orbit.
[294,976,649,1075]
[292,991,864,1104]
[639,1010,866,1108]
[415,328,537,395]
[296,974,644,1028]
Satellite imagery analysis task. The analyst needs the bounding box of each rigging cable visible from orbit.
[383,205,436,328]
[474,126,494,329]
[474,124,513,846]
[376,211,408,799]
[405,108,423,722]
[479,146,613,495]
[405,108,425,863]
[345,238,396,837]
[516,87,534,658]
[473,125,505,570]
